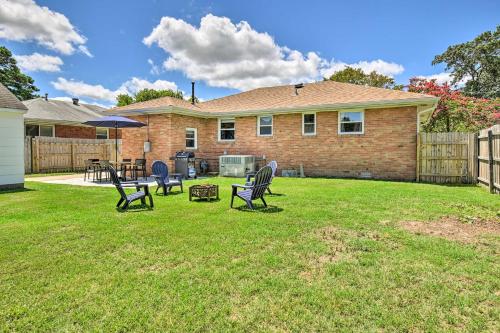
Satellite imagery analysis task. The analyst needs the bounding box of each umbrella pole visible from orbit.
[115,124,118,165]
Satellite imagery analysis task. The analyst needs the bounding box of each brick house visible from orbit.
[23,96,120,139]
[110,81,438,180]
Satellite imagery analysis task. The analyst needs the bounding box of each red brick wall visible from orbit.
[121,106,418,180]
[55,125,121,139]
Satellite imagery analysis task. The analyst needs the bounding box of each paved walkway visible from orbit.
[27,174,157,187]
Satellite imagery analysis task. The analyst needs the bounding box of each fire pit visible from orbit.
[189,184,219,201]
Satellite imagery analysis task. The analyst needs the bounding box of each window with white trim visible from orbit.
[219,118,235,141]
[186,128,197,149]
[96,127,109,139]
[25,124,54,137]
[258,115,273,136]
[339,111,364,134]
[302,113,316,135]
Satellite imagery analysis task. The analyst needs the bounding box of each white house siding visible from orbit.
[0,109,25,188]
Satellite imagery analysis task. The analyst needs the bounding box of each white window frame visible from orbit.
[218,118,235,142]
[257,115,273,137]
[302,112,316,136]
[338,110,364,135]
[185,127,198,149]
[96,127,109,139]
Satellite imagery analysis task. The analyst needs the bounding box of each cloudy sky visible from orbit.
[0,0,498,107]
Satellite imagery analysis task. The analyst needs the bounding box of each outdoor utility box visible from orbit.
[219,155,255,177]
[143,141,151,153]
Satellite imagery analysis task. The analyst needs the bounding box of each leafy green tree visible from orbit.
[116,94,134,106]
[432,26,499,98]
[134,88,184,103]
[116,88,185,106]
[326,66,402,89]
[0,46,39,100]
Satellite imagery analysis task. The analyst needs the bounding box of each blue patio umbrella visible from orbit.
[83,116,146,164]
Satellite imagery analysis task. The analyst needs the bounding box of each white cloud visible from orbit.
[143,14,322,91]
[320,59,405,78]
[117,77,179,95]
[52,78,116,101]
[0,0,91,56]
[14,52,63,72]
[416,72,470,86]
[51,77,180,102]
[147,58,161,75]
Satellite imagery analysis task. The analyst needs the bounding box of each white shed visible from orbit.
[0,83,28,189]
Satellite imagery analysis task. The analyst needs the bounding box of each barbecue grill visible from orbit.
[173,151,196,179]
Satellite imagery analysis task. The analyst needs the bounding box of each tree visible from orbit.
[116,88,185,106]
[326,66,403,89]
[409,78,499,132]
[133,88,184,103]
[116,94,134,106]
[0,46,39,100]
[432,26,500,98]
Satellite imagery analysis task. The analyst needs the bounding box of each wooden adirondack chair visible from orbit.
[246,160,277,194]
[109,166,153,210]
[151,160,183,195]
[231,165,273,210]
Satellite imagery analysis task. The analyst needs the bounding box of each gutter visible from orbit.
[109,97,440,118]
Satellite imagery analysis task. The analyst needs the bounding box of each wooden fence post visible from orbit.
[32,137,39,173]
[416,133,421,182]
[70,142,76,171]
[487,130,494,193]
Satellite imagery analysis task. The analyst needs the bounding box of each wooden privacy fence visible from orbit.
[417,132,477,184]
[478,125,500,193]
[25,137,121,173]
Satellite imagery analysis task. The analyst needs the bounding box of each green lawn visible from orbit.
[0,178,498,331]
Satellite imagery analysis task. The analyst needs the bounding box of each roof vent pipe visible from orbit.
[72,98,79,105]
[191,81,195,104]
[294,83,304,95]
[44,93,48,101]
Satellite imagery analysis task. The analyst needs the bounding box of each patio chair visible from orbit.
[231,165,273,210]
[151,160,183,195]
[246,160,278,194]
[97,160,111,182]
[109,166,153,210]
[84,159,97,181]
[133,158,147,180]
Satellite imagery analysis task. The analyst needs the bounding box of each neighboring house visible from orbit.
[110,80,438,180]
[0,83,28,189]
[22,96,120,139]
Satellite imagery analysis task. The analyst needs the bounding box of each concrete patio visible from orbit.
[26,173,157,187]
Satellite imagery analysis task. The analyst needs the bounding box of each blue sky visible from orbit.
[0,0,498,107]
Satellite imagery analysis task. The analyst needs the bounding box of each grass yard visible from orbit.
[0,177,498,331]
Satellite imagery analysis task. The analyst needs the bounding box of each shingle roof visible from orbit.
[23,98,107,123]
[0,83,28,111]
[109,80,438,115]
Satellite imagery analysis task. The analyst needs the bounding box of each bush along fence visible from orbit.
[25,136,121,174]
[417,125,499,193]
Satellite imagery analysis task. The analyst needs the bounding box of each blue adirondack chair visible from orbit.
[151,160,184,195]
[232,165,273,209]
[246,160,277,194]
[109,166,153,210]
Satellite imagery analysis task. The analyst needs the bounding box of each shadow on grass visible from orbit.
[233,204,283,213]
[189,198,221,203]
[267,192,286,197]
[0,187,37,195]
[115,203,154,213]
[155,190,184,197]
